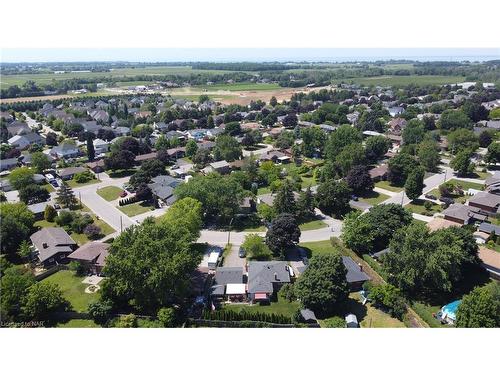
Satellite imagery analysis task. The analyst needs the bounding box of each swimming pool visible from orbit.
[440,300,462,322]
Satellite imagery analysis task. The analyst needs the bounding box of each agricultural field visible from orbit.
[332,75,466,87]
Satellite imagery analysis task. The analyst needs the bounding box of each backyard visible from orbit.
[222,296,300,319]
[41,270,100,313]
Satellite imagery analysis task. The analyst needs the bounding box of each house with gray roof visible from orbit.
[468,191,500,214]
[342,256,371,290]
[30,227,77,267]
[58,166,87,180]
[8,132,45,150]
[0,158,19,171]
[50,142,80,159]
[247,261,291,302]
[442,203,487,225]
[210,267,245,300]
[147,175,183,206]
[6,121,30,137]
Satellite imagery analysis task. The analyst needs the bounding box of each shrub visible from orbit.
[157,307,176,327]
[278,283,295,303]
[73,170,93,183]
[88,300,113,325]
[84,224,102,240]
[71,213,94,233]
[55,210,74,227]
[323,316,345,328]
[44,204,57,222]
[68,260,85,276]
[424,201,433,211]
[369,284,407,319]
[115,314,137,328]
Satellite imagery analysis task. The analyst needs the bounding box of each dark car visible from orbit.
[351,195,359,201]
[440,197,455,205]
[50,180,59,188]
[425,193,437,200]
[238,248,246,258]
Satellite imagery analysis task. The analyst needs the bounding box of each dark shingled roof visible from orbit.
[342,256,371,284]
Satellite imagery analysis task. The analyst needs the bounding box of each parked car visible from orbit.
[351,195,359,201]
[425,193,437,200]
[440,197,455,205]
[238,248,246,258]
[50,180,59,188]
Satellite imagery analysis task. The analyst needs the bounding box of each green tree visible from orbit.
[0,202,35,259]
[335,143,367,177]
[274,180,296,216]
[456,283,500,328]
[44,204,57,222]
[294,253,349,316]
[383,222,477,295]
[296,186,315,220]
[447,128,479,154]
[270,96,278,107]
[242,234,272,260]
[489,107,500,120]
[88,300,113,325]
[485,142,500,164]
[438,109,472,130]
[213,134,242,161]
[341,203,412,254]
[22,282,68,321]
[265,213,301,258]
[450,149,474,176]
[18,184,50,205]
[0,266,35,321]
[30,152,52,173]
[387,153,418,186]
[159,197,202,242]
[325,125,362,161]
[258,161,281,186]
[345,165,374,194]
[315,179,351,218]
[404,166,425,201]
[417,141,440,172]
[185,139,198,158]
[55,182,79,209]
[8,167,35,190]
[86,133,95,161]
[101,220,201,313]
[155,135,170,151]
[300,127,326,157]
[365,135,390,162]
[402,119,425,145]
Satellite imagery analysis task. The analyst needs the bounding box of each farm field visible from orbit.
[332,75,466,87]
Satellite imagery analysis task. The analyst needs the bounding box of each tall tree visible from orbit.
[0,202,35,259]
[86,133,95,161]
[294,253,349,316]
[55,182,79,210]
[404,166,425,201]
[345,165,374,194]
[274,180,296,216]
[22,282,68,321]
[315,179,351,218]
[296,186,315,220]
[450,149,474,176]
[265,213,301,258]
[30,152,52,174]
[456,283,500,328]
[417,141,440,172]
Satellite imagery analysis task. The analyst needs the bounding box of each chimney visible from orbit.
[42,242,48,249]
[358,263,363,272]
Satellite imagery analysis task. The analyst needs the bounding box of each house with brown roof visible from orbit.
[67,242,110,275]
[30,227,77,268]
[369,164,388,181]
[441,203,487,225]
[468,191,500,214]
[387,118,407,135]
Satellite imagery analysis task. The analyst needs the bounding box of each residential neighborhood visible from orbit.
[1,59,499,333]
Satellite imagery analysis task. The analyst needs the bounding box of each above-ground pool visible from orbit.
[439,300,462,323]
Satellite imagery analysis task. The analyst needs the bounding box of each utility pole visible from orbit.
[227,217,234,246]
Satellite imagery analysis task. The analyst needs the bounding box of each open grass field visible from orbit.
[0,65,239,89]
[118,201,155,217]
[405,199,442,215]
[298,240,339,257]
[332,75,466,87]
[41,270,99,313]
[97,186,124,201]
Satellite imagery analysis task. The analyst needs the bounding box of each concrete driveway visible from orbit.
[223,245,247,268]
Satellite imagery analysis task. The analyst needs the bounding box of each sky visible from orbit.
[1,48,499,63]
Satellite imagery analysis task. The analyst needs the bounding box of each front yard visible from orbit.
[97,186,124,201]
[67,177,99,188]
[118,201,155,217]
[298,219,327,231]
[41,270,100,313]
[298,240,340,257]
[405,199,442,215]
[375,180,404,192]
[358,190,390,205]
[428,179,485,204]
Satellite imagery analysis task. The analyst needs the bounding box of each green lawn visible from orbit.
[41,270,99,313]
[358,190,390,205]
[41,182,55,192]
[299,219,327,231]
[56,319,100,328]
[222,297,300,319]
[67,178,99,188]
[108,169,136,178]
[97,186,124,201]
[118,201,155,217]
[298,240,340,257]
[405,199,442,215]
[34,219,57,228]
[375,180,404,192]
[332,75,465,87]
[257,186,272,195]
[428,179,485,204]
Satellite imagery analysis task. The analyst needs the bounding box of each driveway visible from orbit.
[349,200,372,211]
[223,245,247,268]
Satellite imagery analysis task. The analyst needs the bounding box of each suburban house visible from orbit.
[27,201,51,220]
[442,203,487,225]
[50,142,81,159]
[147,175,183,206]
[58,166,87,180]
[202,160,231,175]
[0,158,19,171]
[388,106,405,117]
[30,227,77,268]
[6,121,31,137]
[369,164,388,181]
[259,150,291,164]
[187,128,208,141]
[468,191,500,214]
[210,267,246,302]
[86,159,105,173]
[387,118,407,135]
[79,121,102,135]
[93,138,110,154]
[67,242,110,275]
[134,152,158,164]
[166,147,186,160]
[247,261,292,303]
[8,132,45,150]
[342,256,371,291]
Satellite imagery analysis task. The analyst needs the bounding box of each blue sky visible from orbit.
[1,48,499,63]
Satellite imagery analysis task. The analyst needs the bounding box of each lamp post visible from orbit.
[227,217,234,246]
